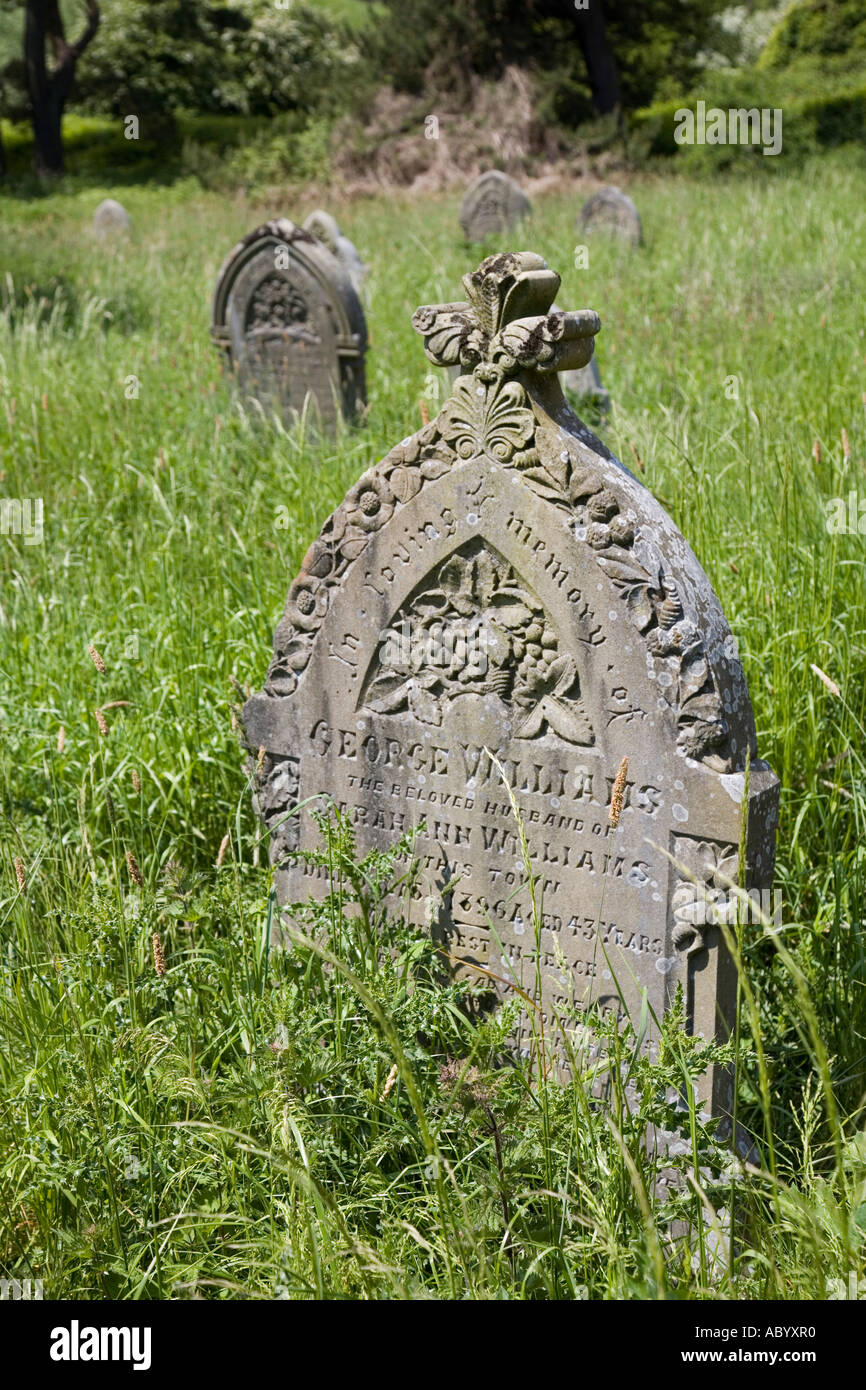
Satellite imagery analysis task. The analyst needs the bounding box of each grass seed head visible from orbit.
[810,663,841,698]
[94,708,108,736]
[152,932,166,977]
[14,858,26,894]
[88,643,106,674]
[609,756,629,828]
[126,849,144,887]
[380,1062,399,1101]
[216,833,230,868]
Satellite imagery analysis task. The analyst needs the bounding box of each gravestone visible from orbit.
[93,199,132,238]
[561,357,610,414]
[244,250,778,1114]
[460,171,531,242]
[303,210,369,300]
[211,219,367,435]
[579,185,642,246]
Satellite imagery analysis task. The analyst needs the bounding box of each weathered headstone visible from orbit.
[579,185,642,246]
[211,219,367,435]
[561,356,610,414]
[244,251,778,1114]
[302,210,369,300]
[459,171,531,242]
[93,199,132,238]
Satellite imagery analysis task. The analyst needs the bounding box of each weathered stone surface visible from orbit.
[211,219,367,435]
[579,185,642,245]
[449,305,610,413]
[244,251,778,1114]
[93,199,132,237]
[302,210,369,300]
[459,171,531,242]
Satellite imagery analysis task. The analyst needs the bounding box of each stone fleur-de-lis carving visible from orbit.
[412,252,600,465]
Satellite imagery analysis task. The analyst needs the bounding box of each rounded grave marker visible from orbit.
[211,219,367,436]
[579,185,642,245]
[459,171,531,242]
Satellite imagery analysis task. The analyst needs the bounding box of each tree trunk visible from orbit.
[25,0,100,176]
[571,3,621,117]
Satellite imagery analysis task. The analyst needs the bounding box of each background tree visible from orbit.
[361,0,731,124]
[24,0,100,174]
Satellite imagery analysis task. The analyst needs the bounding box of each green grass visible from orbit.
[1,160,865,1298]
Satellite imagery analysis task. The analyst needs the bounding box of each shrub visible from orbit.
[72,0,360,121]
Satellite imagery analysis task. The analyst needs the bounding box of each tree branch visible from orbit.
[70,0,101,62]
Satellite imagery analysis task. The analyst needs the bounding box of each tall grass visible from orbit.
[0,157,864,1297]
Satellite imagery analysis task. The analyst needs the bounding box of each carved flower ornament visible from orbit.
[362,543,595,745]
[411,252,600,466]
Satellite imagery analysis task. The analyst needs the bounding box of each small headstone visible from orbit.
[93,199,132,238]
[459,171,531,242]
[302,210,369,300]
[211,219,367,435]
[244,251,778,1115]
[579,185,642,245]
[561,356,610,413]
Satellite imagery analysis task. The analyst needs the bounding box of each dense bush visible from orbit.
[633,81,866,169]
[362,0,736,122]
[631,0,866,170]
[759,0,866,68]
[0,0,362,122]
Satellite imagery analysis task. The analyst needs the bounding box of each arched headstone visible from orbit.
[211,219,367,435]
[244,251,778,1114]
[459,171,531,242]
[579,185,642,246]
[302,210,369,300]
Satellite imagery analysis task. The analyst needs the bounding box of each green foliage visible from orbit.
[0,165,865,1296]
[631,0,866,173]
[0,110,341,190]
[73,0,359,119]
[0,0,361,124]
[601,0,731,109]
[759,0,866,68]
[362,0,733,120]
[632,82,866,170]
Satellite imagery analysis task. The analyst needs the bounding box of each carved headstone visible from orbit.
[579,186,642,246]
[303,210,369,300]
[93,199,132,237]
[211,219,367,435]
[460,171,531,242]
[244,251,778,1114]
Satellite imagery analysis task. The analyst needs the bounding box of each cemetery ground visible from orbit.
[1,157,865,1301]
